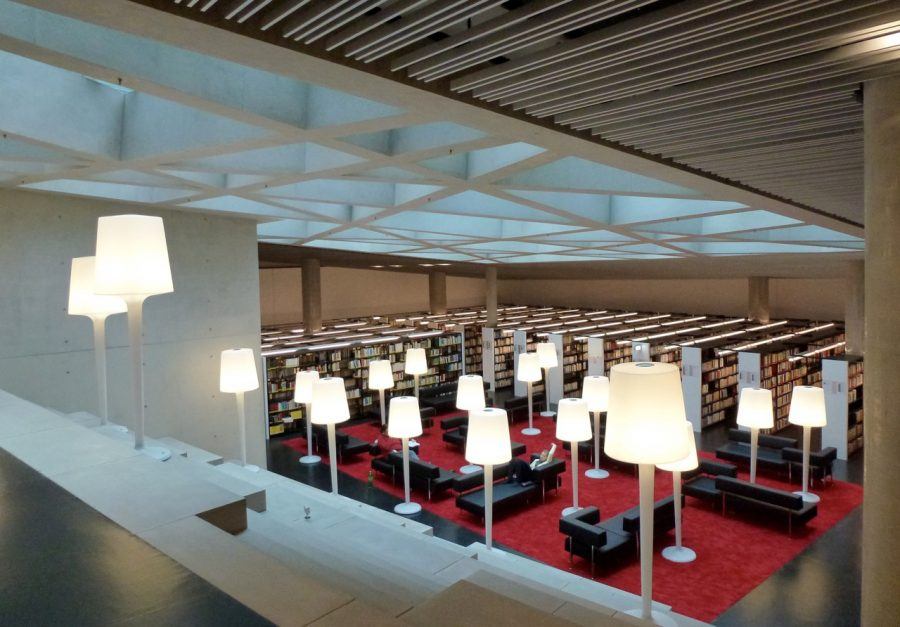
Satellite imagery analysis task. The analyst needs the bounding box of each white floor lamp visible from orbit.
[582,375,610,479]
[737,387,774,483]
[388,395,423,515]
[95,214,174,461]
[659,421,699,563]
[368,359,394,429]
[557,397,592,517]
[517,352,542,436]
[219,348,260,471]
[606,361,691,627]
[311,376,350,495]
[68,256,126,428]
[294,369,320,464]
[788,385,827,503]
[405,347,427,398]
[456,374,487,474]
[536,342,558,417]
[466,407,511,550]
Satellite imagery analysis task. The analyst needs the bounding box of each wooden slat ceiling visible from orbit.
[155,0,900,225]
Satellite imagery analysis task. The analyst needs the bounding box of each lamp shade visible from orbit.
[387,396,422,439]
[555,398,592,442]
[536,342,558,369]
[293,369,319,404]
[311,377,350,425]
[368,359,394,390]
[581,375,610,413]
[404,347,428,375]
[657,421,699,472]
[737,387,774,429]
[67,256,127,318]
[94,215,174,297]
[465,407,511,465]
[219,348,259,393]
[516,352,542,383]
[788,385,827,427]
[605,362,690,465]
[455,374,486,411]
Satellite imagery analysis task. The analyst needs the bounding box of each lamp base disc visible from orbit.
[562,506,581,517]
[521,427,541,436]
[793,490,821,503]
[243,464,260,473]
[624,609,678,627]
[585,468,610,479]
[107,425,129,434]
[539,411,555,417]
[662,546,697,563]
[460,464,482,475]
[394,502,422,515]
[140,446,172,462]
[299,455,322,465]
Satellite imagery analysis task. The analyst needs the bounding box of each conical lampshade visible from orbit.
[605,362,690,465]
[293,369,319,404]
[456,374,486,411]
[388,396,422,439]
[737,387,774,429]
[581,375,610,413]
[311,377,350,425]
[788,386,826,427]
[556,398,592,442]
[404,347,428,375]
[94,214,174,297]
[465,407,511,465]
[68,256,126,318]
[219,348,259,394]
[516,352,542,383]
[536,342,558,368]
[657,421,699,472]
[368,359,394,390]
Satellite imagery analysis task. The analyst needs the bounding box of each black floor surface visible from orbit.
[0,450,271,626]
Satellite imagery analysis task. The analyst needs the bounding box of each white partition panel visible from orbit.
[632,341,651,362]
[512,329,528,396]
[587,338,605,376]
[737,351,762,431]
[822,358,849,460]
[547,333,564,408]
[482,326,495,391]
[681,346,702,432]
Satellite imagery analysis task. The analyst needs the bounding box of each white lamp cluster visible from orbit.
[657,421,699,563]
[388,395,423,515]
[294,369,321,464]
[788,385,827,503]
[456,374,486,474]
[536,341,558,417]
[516,351,542,436]
[581,375,610,480]
[556,398,591,516]
[219,348,260,471]
[404,347,427,398]
[368,359,394,428]
[736,387,774,483]
[67,256,126,429]
[311,376,350,495]
[465,407,511,550]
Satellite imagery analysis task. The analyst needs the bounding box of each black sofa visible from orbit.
[442,425,527,458]
[370,452,459,500]
[716,476,818,534]
[502,394,545,424]
[302,420,370,461]
[419,380,491,414]
[715,428,798,477]
[682,459,738,502]
[782,446,837,487]
[559,497,679,577]
[455,462,560,519]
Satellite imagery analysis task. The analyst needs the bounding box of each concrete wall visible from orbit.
[0,189,265,466]
[498,277,846,321]
[259,266,486,324]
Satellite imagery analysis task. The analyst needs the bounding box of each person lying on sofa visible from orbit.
[530,443,557,470]
[508,458,535,484]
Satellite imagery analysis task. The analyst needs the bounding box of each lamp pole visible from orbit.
[585,411,609,479]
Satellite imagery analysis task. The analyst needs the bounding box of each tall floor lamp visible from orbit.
[788,385,827,503]
[582,375,610,479]
[606,362,690,627]
[294,369,320,464]
[536,341,558,417]
[388,395,423,515]
[659,421,699,563]
[737,387,774,483]
[557,397,592,516]
[456,374,486,474]
[368,359,394,429]
[465,407,511,550]
[67,256,126,428]
[311,377,350,495]
[517,352,542,436]
[95,214,173,461]
[219,348,260,471]
[405,347,427,398]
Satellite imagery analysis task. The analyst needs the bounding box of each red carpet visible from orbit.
[282,415,862,622]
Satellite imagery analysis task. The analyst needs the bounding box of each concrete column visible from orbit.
[485,267,498,327]
[301,258,322,332]
[748,276,770,323]
[845,260,865,356]
[861,75,900,626]
[428,271,447,315]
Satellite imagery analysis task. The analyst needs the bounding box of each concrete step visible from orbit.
[157,436,224,465]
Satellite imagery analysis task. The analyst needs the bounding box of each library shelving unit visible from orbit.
[262,325,464,437]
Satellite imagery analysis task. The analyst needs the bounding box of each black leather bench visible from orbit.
[782,446,837,487]
[525,455,566,500]
[716,428,798,477]
[440,414,468,430]
[562,440,595,463]
[442,425,526,457]
[420,380,491,414]
[309,422,369,461]
[716,475,818,534]
[559,496,679,577]
[370,452,459,500]
[502,394,544,424]
[683,459,738,502]
[454,462,548,519]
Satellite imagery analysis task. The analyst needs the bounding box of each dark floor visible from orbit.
[268,410,866,627]
[0,449,272,626]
